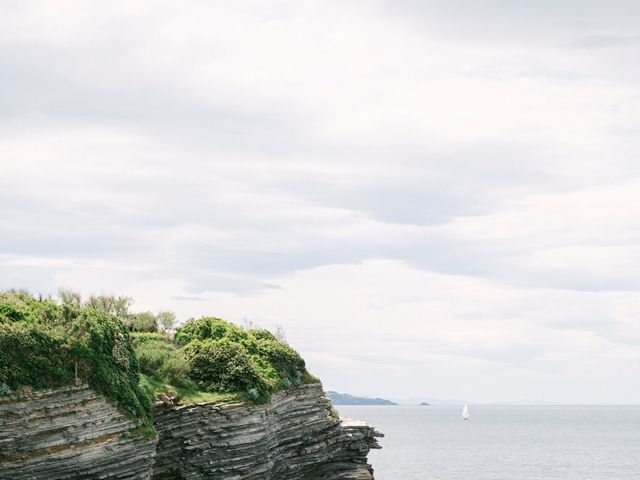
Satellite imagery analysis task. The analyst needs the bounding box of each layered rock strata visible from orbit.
[0,385,156,479]
[152,383,382,479]
[0,383,381,479]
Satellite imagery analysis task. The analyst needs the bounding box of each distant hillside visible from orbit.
[327,391,397,405]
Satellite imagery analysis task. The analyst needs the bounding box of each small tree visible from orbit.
[85,295,133,321]
[275,324,287,344]
[157,311,176,333]
[58,288,82,307]
[127,311,157,332]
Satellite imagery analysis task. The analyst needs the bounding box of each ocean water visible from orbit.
[336,405,640,480]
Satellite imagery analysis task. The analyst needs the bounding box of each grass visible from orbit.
[139,374,241,405]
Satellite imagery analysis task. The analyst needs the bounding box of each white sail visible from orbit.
[461,403,470,420]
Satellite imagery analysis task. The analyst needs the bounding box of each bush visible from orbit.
[256,338,306,380]
[134,339,192,388]
[126,311,158,333]
[0,322,73,389]
[129,332,168,347]
[183,338,268,399]
[69,309,152,421]
[173,317,313,402]
[135,340,175,375]
[248,328,277,341]
[159,354,192,388]
[174,317,238,345]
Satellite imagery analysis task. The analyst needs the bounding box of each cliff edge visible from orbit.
[153,382,381,479]
[0,383,381,480]
[0,385,156,479]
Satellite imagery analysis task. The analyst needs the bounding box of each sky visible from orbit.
[2,1,640,404]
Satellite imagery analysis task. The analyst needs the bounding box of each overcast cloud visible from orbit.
[2,1,640,403]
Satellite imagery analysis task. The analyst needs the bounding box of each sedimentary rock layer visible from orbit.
[152,383,382,480]
[0,385,156,479]
[0,383,381,479]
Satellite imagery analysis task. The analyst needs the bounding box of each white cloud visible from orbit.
[1,0,640,402]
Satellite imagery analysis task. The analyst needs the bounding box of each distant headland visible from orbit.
[327,391,398,405]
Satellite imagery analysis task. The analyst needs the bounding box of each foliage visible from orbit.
[0,290,153,426]
[174,317,238,345]
[1,289,315,412]
[135,340,175,376]
[84,294,133,320]
[133,337,192,388]
[127,311,158,333]
[63,291,176,335]
[129,332,168,346]
[0,321,72,389]
[256,338,306,380]
[157,311,176,332]
[183,338,269,399]
[158,354,192,388]
[171,317,312,402]
[139,374,239,405]
[249,328,277,341]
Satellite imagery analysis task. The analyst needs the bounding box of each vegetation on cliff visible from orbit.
[136,317,316,403]
[0,289,316,415]
[0,290,153,425]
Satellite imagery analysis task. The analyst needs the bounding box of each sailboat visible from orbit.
[461,403,470,420]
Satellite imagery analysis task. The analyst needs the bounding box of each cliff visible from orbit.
[153,383,381,479]
[0,384,381,480]
[0,384,156,479]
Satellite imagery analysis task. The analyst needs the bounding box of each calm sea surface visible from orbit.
[336,405,640,480]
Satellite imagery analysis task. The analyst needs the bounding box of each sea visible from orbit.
[336,405,640,480]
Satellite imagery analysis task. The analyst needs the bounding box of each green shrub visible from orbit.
[126,311,158,333]
[158,354,192,388]
[0,322,73,389]
[183,338,268,399]
[248,328,277,341]
[174,317,236,345]
[134,339,192,388]
[256,338,306,379]
[174,317,314,402]
[69,309,152,421]
[135,340,175,375]
[129,332,169,347]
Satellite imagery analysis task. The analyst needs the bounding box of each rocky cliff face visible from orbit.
[152,383,382,480]
[0,383,381,479]
[0,385,156,479]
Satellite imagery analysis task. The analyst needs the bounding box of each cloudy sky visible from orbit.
[2,1,640,404]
